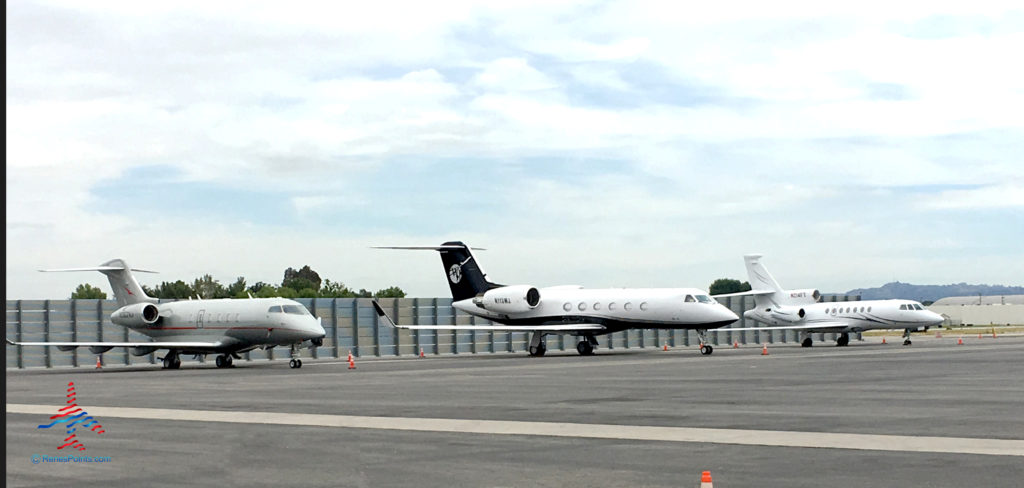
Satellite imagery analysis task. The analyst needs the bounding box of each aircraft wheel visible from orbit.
[289,359,298,368]
[215,356,226,368]
[903,339,912,346]
[700,345,713,355]
[225,356,233,367]
[296,359,302,368]
[162,356,172,369]
[528,345,547,357]
[836,333,850,347]
[576,341,594,356]
[801,338,813,348]
[171,358,181,369]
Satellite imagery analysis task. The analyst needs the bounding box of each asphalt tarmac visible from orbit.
[6,335,1024,487]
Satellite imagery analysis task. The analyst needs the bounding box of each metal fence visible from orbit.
[5,295,860,369]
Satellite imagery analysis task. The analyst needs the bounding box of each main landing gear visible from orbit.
[288,344,304,368]
[528,332,547,357]
[576,334,598,356]
[696,329,713,355]
[903,328,913,346]
[800,331,813,347]
[161,351,181,370]
[836,332,850,347]
[215,354,234,368]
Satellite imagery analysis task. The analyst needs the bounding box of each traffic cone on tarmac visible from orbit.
[700,470,713,488]
[420,347,425,358]
[347,350,353,362]
[348,355,356,370]
[992,328,998,339]
[881,337,887,344]
[95,356,102,369]
[935,330,942,338]
[663,342,668,351]
[761,344,769,356]
[978,333,983,339]
[957,337,964,345]
[733,341,739,349]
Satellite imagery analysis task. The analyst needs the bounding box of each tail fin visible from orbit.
[373,242,501,301]
[743,254,783,308]
[41,259,157,307]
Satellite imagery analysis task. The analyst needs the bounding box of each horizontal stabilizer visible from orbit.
[371,246,487,251]
[39,266,158,273]
[370,300,604,332]
[711,289,775,298]
[720,322,850,332]
[6,339,221,349]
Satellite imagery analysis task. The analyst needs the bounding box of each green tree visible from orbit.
[193,274,227,299]
[248,282,271,294]
[276,286,299,299]
[255,286,280,298]
[373,286,406,298]
[226,277,247,298]
[708,278,752,296]
[319,279,355,298]
[154,280,195,299]
[355,288,373,298]
[71,283,107,299]
[283,265,321,291]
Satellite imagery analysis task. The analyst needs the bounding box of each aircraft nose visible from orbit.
[718,305,740,323]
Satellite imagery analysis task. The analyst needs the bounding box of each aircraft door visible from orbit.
[197,309,205,329]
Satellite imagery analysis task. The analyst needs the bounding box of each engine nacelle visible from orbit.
[473,285,541,314]
[111,302,161,327]
[785,289,821,305]
[771,306,806,323]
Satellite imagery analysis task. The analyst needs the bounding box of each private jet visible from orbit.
[372,242,739,356]
[5,259,326,369]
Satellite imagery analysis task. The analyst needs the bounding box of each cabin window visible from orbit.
[868,307,872,312]
[845,308,850,313]
[860,307,865,313]
[624,302,633,311]
[609,302,617,311]
[639,302,648,311]
[593,303,601,311]
[283,304,311,315]
[578,302,587,311]
[684,295,696,302]
[563,302,572,312]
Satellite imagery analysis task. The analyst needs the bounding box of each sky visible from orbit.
[6,0,1024,300]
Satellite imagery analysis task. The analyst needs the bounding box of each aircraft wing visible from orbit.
[711,289,775,298]
[6,338,222,349]
[371,301,605,332]
[716,322,850,332]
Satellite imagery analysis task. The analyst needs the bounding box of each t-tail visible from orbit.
[740,254,819,308]
[41,259,158,307]
[373,241,501,301]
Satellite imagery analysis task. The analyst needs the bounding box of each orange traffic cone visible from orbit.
[935,330,942,338]
[419,347,425,358]
[95,356,102,369]
[663,342,668,351]
[761,344,768,355]
[992,328,997,338]
[881,337,887,344]
[347,350,353,362]
[957,337,964,345]
[978,333,983,339]
[733,341,739,349]
[348,355,356,370]
[700,470,713,488]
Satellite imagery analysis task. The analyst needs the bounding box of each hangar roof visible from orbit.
[931,295,1024,306]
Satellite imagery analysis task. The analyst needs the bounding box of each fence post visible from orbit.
[16,300,24,369]
[351,299,360,357]
[71,300,79,367]
[44,299,52,368]
[432,298,440,355]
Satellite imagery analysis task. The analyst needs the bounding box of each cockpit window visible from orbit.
[268,305,283,313]
[282,304,311,315]
[696,295,714,304]
[912,304,923,310]
[899,304,907,310]
[684,295,696,302]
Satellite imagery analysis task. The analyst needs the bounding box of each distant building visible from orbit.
[927,295,1024,326]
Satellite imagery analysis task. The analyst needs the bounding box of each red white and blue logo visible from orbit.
[36,382,106,451]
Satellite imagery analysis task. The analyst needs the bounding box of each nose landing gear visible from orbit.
[288,344,304,368]
[696,329,714,355]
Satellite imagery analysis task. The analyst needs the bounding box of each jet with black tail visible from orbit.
[372,242,739,356]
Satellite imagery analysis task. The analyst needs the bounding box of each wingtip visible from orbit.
[371,300,385,316]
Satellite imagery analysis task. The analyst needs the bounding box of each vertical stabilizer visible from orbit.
[743,254,784,307]
[98,259,156,306]
[438,242,500,301]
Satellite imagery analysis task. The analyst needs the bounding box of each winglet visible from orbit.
[6,338,17,346]
[371,300,398,328]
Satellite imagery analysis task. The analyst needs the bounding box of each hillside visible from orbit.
[845,282,1024,303]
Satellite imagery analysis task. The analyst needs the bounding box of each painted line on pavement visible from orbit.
[8,403,1023,457]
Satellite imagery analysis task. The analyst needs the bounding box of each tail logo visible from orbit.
[37,382,106,451]
[448,264,462,284]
